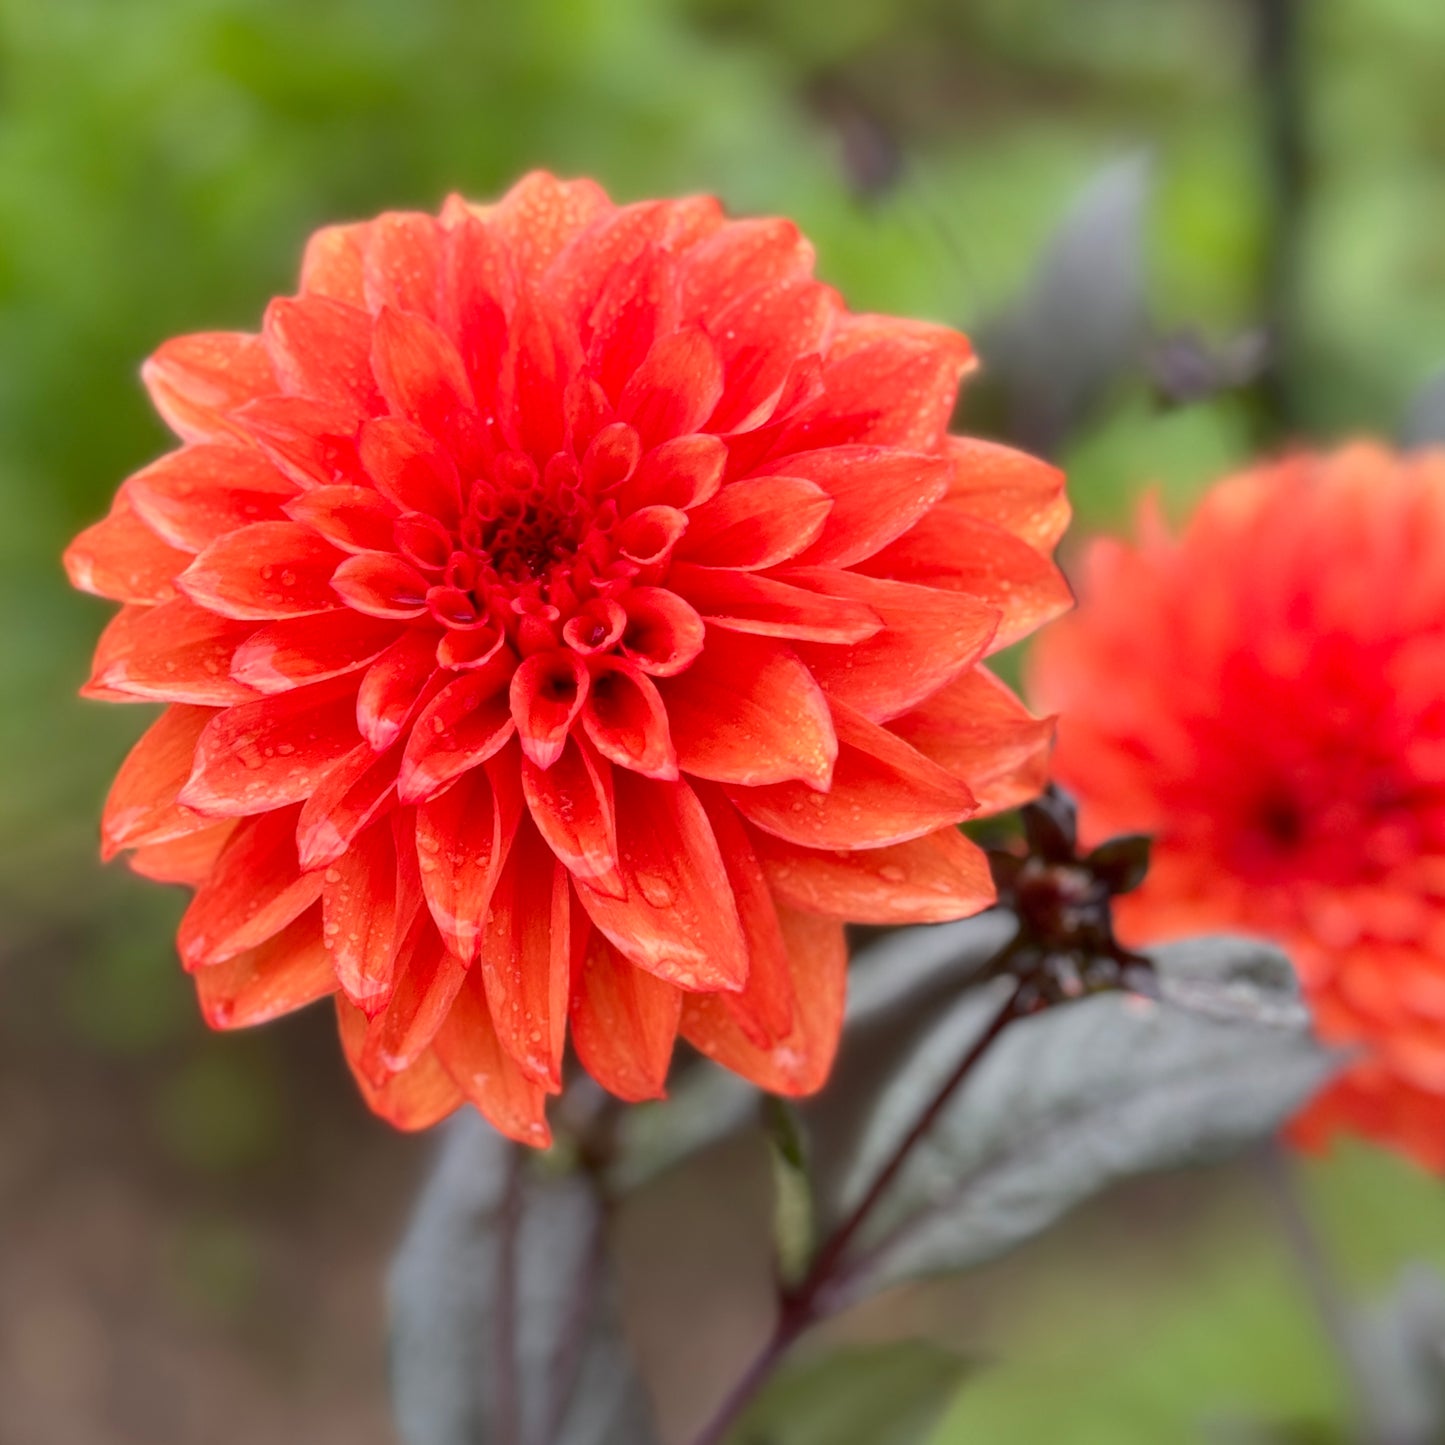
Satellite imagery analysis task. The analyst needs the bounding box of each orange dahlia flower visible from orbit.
[67,172,1068,1144]
[1032,445,1445,1169]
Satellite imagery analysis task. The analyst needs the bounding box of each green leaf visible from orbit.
[838,936,1340,1295]
[389,1113,659,1445]
[727,1340,971,1445]
[763,1096,815,1288]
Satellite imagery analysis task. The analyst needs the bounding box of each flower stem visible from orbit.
[686,980,1027,1445]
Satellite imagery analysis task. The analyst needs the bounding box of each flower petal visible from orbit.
[573,772,747,991]
[195,910,336,1029]
[65,494,189,603]
[178,807,323,967]
[323,819,422,1013]
[754,825,995,924]
[416,758,524,961]
[510,649,589,769]
[785,568,1000,721]
[358,919,469,1077]
[338,999,463,1132]
[126,445,297,552]
[230,610,400,693]
[659,630,835,789]
[669,564,883,644]
[180,677,361,816]
[127,822,235,885]
[399,662,515,804]
[861,499,1072,649]
[86,598,257,706]
[330,552,431,619]
[570,932,680,1102]
[370,305,476,443]
[890,667,1055,815]
[944,436,1070,550]
[142,331,277,444]
[491,171,611,282]
[357,629,444,750]
[729,702,976,851]
[581,657,677,780]
[101,704,215,858]
[680,904,846,1096]
[264,294,382,417]
[362,212,443,316]
[766,445,952,568]
[675,476,832,570]
[358,415,463,523]
[522,735,620,882]
[432,972,552,1146]
[476,820,572,1088]
[300,222,367,304]
[296,740,403,870]
[617,327,724,447]
[618,587,706,676]
[178,521,344,620]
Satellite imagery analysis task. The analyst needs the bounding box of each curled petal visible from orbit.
[338,1000,463,1132]
[180,677,361,817]
[730,702,976,851]
[680,905,846,1097]
[86,598,256,706]
[178,807,322,968]
[195,910,336,1029]
[178,521,344,620]
[510,649,589,769]
[573,771,747,991]
[65,495,189,604]
[231,611,400,693]
[581,657,677,780]
[416,759,523,961]
[754,826,995,925]
[570,933,680,1102]
[142,331,276,444]
[127,445,297,552]
[432,972,552,1146]
[615,504,689,567]
[400,663,515,804]
[619,587,706,676]
[658,630,834,789]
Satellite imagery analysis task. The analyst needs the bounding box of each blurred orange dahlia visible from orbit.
[67,172,1068,1144]
[1032,445,1445,1170]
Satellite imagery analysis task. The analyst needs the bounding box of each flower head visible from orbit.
[68,173,1068,1143]
[1032,445,1445,1169]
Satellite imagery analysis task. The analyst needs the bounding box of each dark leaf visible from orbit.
[982,153,1153,454]
[390,1112,659,1445]
[1084,833,1153,896]
[726,1339,971,1445]
[836,935,1339,1295]
[1020,784,1078,864]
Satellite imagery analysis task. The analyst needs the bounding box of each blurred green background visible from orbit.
[1,0,1443,1440]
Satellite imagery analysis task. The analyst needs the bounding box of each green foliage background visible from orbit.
[1,0,1443,1438]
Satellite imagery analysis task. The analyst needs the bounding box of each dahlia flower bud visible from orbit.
[1032,445,1445,1170]
[67,172,1069,1144]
